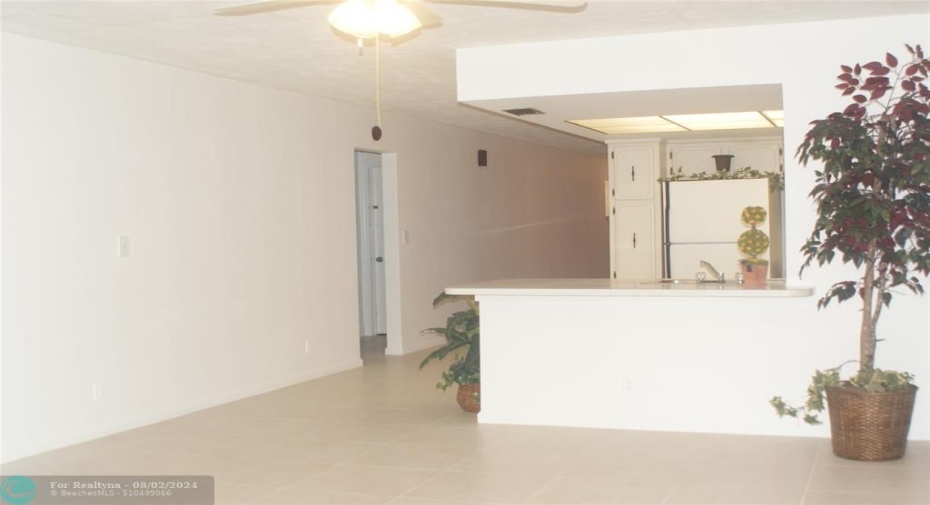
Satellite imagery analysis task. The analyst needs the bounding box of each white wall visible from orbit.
[0,34,607,461]
[457,15,930,439]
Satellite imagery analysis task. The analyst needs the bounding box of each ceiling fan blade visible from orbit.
[214,0,337,17]
[422,0,586,10]
[402,3,442,28]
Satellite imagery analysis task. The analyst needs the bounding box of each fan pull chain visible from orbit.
[371,34,383,141]
[376,34,382,128]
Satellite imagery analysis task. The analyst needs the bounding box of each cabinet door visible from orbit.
[728,142,782,173]
[612,146,655,199]
[611,200,655,279]
[668,144,723,177]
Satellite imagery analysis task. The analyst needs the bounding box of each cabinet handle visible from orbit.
[631,165,636,182]
[633,233,637,248]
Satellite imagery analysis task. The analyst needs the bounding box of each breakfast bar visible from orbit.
[446,278,820,437]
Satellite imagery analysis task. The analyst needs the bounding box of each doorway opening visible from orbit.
[354,150,402,356]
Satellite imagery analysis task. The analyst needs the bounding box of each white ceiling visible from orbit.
[3,0,930,157]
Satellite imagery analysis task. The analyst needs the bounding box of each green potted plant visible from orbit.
[419,292,480,413]
[770,44,930,460]
[737,206,770,287]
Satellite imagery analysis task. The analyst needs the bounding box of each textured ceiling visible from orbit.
[3,0,930,156]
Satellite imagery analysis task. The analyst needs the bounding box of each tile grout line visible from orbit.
[799,447,821,505]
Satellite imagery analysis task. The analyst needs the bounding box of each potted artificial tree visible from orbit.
[420,292,480,413]
[770,44,930,460]
[738,206,770,287]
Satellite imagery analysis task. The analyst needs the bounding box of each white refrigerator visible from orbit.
[662,178,771,279]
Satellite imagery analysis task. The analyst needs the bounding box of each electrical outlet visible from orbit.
[117,236,130,258]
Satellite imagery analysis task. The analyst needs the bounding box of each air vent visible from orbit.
[502,107,545,117]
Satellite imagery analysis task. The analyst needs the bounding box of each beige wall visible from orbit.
[0,33,607,461]
[390,121,608,352]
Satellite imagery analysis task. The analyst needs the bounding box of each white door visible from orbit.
[370,166,387,335]
[355,151,387,337]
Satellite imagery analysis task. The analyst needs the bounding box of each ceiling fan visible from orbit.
[215,0,588,41]
[216,0,586,141]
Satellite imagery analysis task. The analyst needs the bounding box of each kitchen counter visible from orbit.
[446,278,813,298]
[448,277,827,438]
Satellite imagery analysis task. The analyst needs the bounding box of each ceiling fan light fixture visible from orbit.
[328,0,422,39]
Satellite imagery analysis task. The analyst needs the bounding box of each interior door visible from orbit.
[369,164,387,335]
[354,151,387,337]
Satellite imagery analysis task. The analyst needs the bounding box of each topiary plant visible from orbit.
[738,206,770,267]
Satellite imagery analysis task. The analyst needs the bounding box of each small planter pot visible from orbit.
[740,263,768,287]
[712,154,734,172]
[825,384,918,461]
[456,383,481,413]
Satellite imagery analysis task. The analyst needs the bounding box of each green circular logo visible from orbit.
[1,476,36,505]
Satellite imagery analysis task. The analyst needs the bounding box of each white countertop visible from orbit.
[446,278,814,298]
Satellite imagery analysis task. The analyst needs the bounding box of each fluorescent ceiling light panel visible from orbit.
[762,110,784,127]
[569,116,686,134]
[664,112,772,131]
[568,111,784,135]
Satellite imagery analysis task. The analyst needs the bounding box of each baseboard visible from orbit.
[3,358,364,464]
[394,335,444,355]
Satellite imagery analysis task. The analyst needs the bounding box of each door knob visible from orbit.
[375,257,384,262]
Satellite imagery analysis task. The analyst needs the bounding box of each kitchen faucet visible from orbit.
[699,260,726,283]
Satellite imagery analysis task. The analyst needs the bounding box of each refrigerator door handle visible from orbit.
[631,165,635,182]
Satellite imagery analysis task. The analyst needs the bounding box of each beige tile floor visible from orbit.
[3,337,929,505]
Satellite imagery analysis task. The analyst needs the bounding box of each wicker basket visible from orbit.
[456,383,480,413]
[825,384,918,461]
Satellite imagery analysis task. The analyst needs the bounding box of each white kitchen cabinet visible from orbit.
[611,145,657,199]
[611,200,656,279]
[667,143,723,176]
[729,141,783,173]
[607,141,662,279]
[668,138,782,175]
